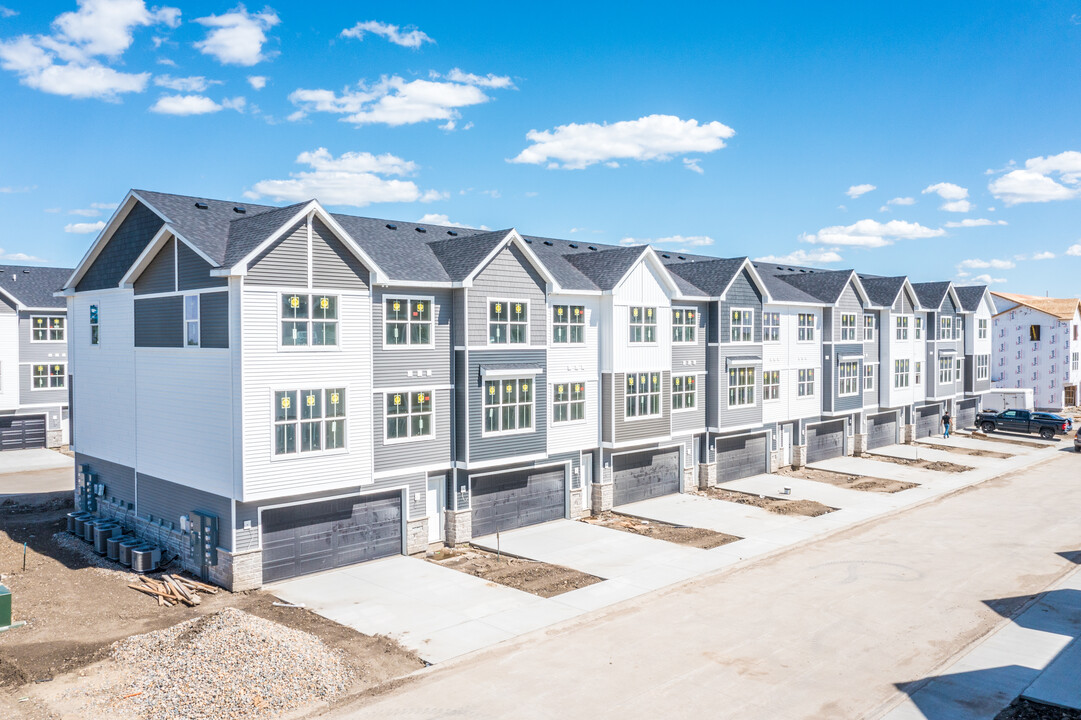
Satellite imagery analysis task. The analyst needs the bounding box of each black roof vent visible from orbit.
[385,223,397,230]
[415,227,427,234]
[524,238,532,243]
[776,266,783,270]
[569,243,578,249]
[22,269,30,273]
[233,206,246,214]
[677,255,686,260]
[543,240,553,246]
[588,246,597,251]
[194,202,208,209]
[447,230,458,236]
[662,253,671,258]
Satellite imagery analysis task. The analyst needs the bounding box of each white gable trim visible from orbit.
[610,247,682,297]
[718,258,774,304]
[0,285,23,311]
[460,229,560,290]
[119,225,174,288]
[64,191,170,290]
[844,271,873,307]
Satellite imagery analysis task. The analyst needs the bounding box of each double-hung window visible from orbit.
[797,369,815,397]
[939,316,953,341]
[672,308,697,343]
[552,305,585,343]
[282,293,338,347]
[273,388,346,456]
[977,355,990,380]
[978,318,988,339]
[629,307,657,343]
[553,382,585,423]
[730,309,753,343]
[915,317,923,340]
[728,367,755,407]
[1072,352,1079,372]
[863,314,875,342]
[864,364,875,391]
[626,372,661,417]
[32,316,65,342]
[798,313,815,342]
[894,359,910,388]
[955,317,964,340]
[89,304,100,345]
[386,390,433,441]
[489,301,529,344]
[762,312,780,342]
[484,378,533,433]
[184,295,200,347]
[32,363,65,390]
[763,370,780,400]
[672,375,696,410]
[385,297,432,346]
[895,315,909,340]
[914,361,922,385]
[938,356,953,383]
[840,314,857,341]
[838,361,859,396]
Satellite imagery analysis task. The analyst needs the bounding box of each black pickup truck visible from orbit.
[976,409,1071,440]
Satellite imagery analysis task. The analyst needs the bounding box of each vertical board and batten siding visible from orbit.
[134,296,183,347]
[76,202,164,292]
[311,218,369,291]
[372,387,453,473]
[0,299,17,411]
[467,349,547,463]
[245,221,308,287]
[177,241,227,291]
[468,244,547,347]
[199,292,229,348]
[133,237,176,295]
[548,295,601,455]
[74,452,136,505]
[833,343,864,412]
[611,261,672,375]
[240,288,374,501]
[612,370,672,443]
[761,306,821,425]
[719,270,764,343]
[136,471,233,549]
[372,286,453,388]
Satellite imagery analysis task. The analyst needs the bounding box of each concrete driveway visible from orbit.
[617,491,805,538]
[0,448,72,475]
[0,449,73,504]
[917,434,1027,455]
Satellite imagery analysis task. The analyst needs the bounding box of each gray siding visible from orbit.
[19,311,67,362]
[177,241,227,291]
[455,350,467,461]
[833,343,864,412]
[613,370,672,444]
[706,348,720,427]
[373,387,453,472]
[311,218,369,290]
[372,286,453,388]
[468,244,546,347]
[136,472,233,550]
[75,452,135,507]
[832,282,865,343]
[717,353,764,428]
[900,289,915,314]
[199,291,229,348]
[134,237,176,295]
[720,270,763,344]
[821,348,835,413]
[19,363,68,406]
[671,388,706,434]
[601,373,613,443]
[77,202,164,292]
[246,221,307,287]
[468,349,547,463]
[672,302,708,367]
[452,289,466,347]
[135,295,183,347]
[0,294,14,314]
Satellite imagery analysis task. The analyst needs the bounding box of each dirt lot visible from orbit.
[699,488,835,517]
[0,501,423,720]
[970,432,1055,449]
[581,511,740,549]
[778,466,917,493]
[919,444,1013,460]
[864,454,972,473]
[427,547,600,597]
[996,698,1081,720]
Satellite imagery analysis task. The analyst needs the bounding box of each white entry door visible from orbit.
[782,426,793,466]
[427,477,445,543]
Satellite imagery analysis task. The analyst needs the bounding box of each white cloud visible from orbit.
[755,248,844,265]
[245,147,444,207]
[194,6,279,66]
[1067,243,1081,257]
[1031,251,1055,260]
[288,70,513,126]
[0,35,149,98]
[923,182,969,200]
[341,20,433,49]
[0,248,46,262]
[888,196,916,205]
[247,74,266,90]
[0,185,33,193]
[0,6,18,18]
[443,68,513,88]
[64,220,106,233]
[988,153,1081,205]
[683,158,704,174]
[846,184,875,198]
[969,274,1007,285]
[800,219,945,248]
[619,235,714,248]
[154,74,216,92]
[944,218,1007,228]
[940,199,972,212]
[511,114,735,170]
[415,213,489,230]
[91,201,117,210]
[68,208,100,216]
[53,0,180,58]
[958,258,1015,270]
[149,93,245,115]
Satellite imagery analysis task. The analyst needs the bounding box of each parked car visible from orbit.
[976,409,1071,440]
[1075,430,1081,453]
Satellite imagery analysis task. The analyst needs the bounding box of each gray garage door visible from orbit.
[613,448,681,506]
[0,414,46,451]
[261,492,402,584]
[915,404,941,438]
[956,399,979,430]
[471,467,566,537]
[867,412,898,450]
[716,433,768,482]
[807,420,846,463]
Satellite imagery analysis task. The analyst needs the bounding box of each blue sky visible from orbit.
[2,1,1081,295]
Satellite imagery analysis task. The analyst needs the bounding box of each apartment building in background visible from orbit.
[990,292,1081,410]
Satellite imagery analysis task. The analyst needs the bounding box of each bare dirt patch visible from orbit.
[778,467,917,493]
[581,511,740,549]
[428,547,601,597]
[699,488,835,517]
[864,454,972,473]
[996,697,1081,720]
[917,444,1013,459]
[970,432,1053,449]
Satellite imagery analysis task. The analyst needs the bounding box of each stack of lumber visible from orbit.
[128,574,219,607]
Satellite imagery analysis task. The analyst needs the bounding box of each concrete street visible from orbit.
[330,449,1081,720]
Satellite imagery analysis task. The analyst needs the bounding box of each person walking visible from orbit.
[942,411,951,439]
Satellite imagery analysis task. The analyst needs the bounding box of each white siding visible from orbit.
[609,261,672,375]
[762,305,822,424]
[0,311,17,411]
[548,293,601,455]
[991,304,1076,410]
[882,306,927,408]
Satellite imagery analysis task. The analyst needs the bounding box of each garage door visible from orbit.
[915,405,941,438]
[807,420,846,463]
[956,399,979,430]
[613,448,680,506]
[471,467,566,537]
[261,492,402,584]
[716,433,768,482]
[867,412,898,450]
[0,414,46,451]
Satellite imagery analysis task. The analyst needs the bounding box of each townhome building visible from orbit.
[955,285,995,425]
[0,264,74,450]
[62,189,989,590]
[989,292,1081,410]
[909,282,974,435]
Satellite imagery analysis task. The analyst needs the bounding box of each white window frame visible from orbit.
[978,318,988,339]
[763,370,780,401]
[914,361,922,385]
[629,306,658,344]
[864,363,875,391]
[552,381,586,424]
[838,361,859,396]
[954,316,964,340]
[552,304,585,344]
[894,359,910,388]
[32,362,66,390]
[895,315,909,341]
[839,314,858,342]
[30,315,65,343]
[384,295,434,349]
[271,387,348,459]
[184,294,200,348]
[938,356,954,384]
[89,304,100,346]
[728,367,756,407]
[483,377,535,435]
[488,299,530,346]
[762,312,780,343]
[976,355,990,380]
[797,368,815,397]
[797,313,816,343]
[1072,352,1079,372]
[625,371,662,419]
[671,307,698,344]
[279,292,340,350]
[863,314,875,343]
[915,317,923,340]
[384,389,435,444]
[939,316,953,341]
[730,308,754,344]
[671,374,697,411]
[956,357,963,382]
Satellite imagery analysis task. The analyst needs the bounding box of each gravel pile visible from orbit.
[51,531,139,580]
[99,608,352,719]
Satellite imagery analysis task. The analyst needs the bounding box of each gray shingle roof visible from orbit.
[664,257,747,296]
[771,269,856,304]
[911,281,952,310]
[859,276,906,308]
[564,246,649,290]
[0,264,73,309]
[427,230,513,282]
[222,201,310,267]
[953,284,988,312]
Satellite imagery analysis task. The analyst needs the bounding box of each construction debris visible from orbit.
[127,574,216,608]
